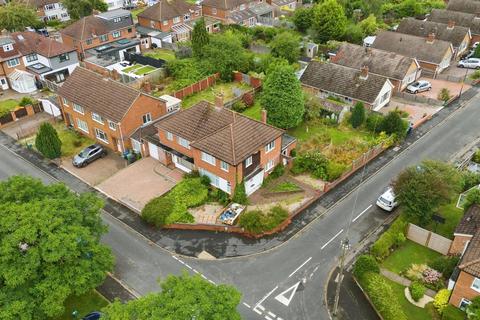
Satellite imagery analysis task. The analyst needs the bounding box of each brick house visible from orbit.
[397,18,471,59]
[449,205,480,309]
[428,9,480,44]
[330,43,421,92]
[57,67,176,152]
[300,61,394,111]
[23,0,70,22]
[131,99,296,196]
[202,0,274,27]
[60,9,138,59]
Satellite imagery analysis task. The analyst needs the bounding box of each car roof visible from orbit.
[381,187,396,201]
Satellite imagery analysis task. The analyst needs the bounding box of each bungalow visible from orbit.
[397,18,471,58]
[202,0,274,27]
[371,31,454,78]
[330,42,421,92]
[428,9,480,44]
[447,0,480,15]
[57,67,177,152]
[132,99,296,196]
[300,61,394,111]
[448,204,480,310]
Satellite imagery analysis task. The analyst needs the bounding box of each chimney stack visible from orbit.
[426,32,435,43]
[143,80,152,93]
[447,20,455,29]
[215,92,224,109]
[360,65,369,79]
[261,109,267,124]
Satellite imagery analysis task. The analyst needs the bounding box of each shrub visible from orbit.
[470,70,480,81]
[363,273,408,320]
[366,112,384,133]
[380,111,408,139]
[142,196,174,227]
[232,100,247,112]
[269,164,285,179]
[423,267,442,284]
[473,150,480,164]
[371,215,408,260]
[441,304,466,320]
[429,256,460,279]
[464,188,480,210]
[19,96,34,106]
[291,151,328,180]
[406,264,429,281]
[438,88,451,102]
[326,161,347,181]
[462,171,480,191]
[467,296,480,320]
[35,122,62,159]
[184,170,200,179]
[242,92,254,106]
[353,255,379,280]
[171,178,209,208]
[410,282,426,302]
[200,174,211,187]
[433,289,451,314]
[239,206,289,234]
[232,182,248,205]
[350,102,366,128]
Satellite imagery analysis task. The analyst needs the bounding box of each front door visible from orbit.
[0,77,8,90]
[244,170,265,196]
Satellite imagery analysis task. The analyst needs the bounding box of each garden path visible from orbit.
[380,268,437,297]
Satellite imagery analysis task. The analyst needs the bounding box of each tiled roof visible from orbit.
[138,0,197,22]
[300,61,391,104]
[155,101,284,165]
[457,205,480,277]
[455,204,480,236]
[12,32,75,57]
[21,0,59,8]
[428,9,480,35]
[202,0,251,10]
[447,0,480,14]
[57,67,142,122]
[60,12,133,41]
[371,31,453,65]
[332,43,417,81]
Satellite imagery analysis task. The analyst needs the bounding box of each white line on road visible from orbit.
[254,308,262,315]
[255,286,278,308]
[265,316,273,320]
[242,302,251,309]
[321,229,344,250]
[192,269,199,274]
[352,205,373,223]
[288,257,312,278]
[268,311,276,317]
[184,264,192,270]
[208,280,216,285]
[201,274,207,280]
[258,305,265,311]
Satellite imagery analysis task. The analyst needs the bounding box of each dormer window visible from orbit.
[184,14,190,21]
[113,17,121,23]
[3,44,13,52]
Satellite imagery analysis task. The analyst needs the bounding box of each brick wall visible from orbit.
[450,271,480,307]
[172,73,220,99]
[62,27,136,55]
[202,6,228,21]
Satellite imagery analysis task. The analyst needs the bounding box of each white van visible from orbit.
[376,187,398,212]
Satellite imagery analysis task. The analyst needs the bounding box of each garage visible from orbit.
[148,142,159,160]
[244,169,264,196]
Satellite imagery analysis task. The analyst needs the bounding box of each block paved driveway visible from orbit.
[418,77,471,100]
[96,157,183,212]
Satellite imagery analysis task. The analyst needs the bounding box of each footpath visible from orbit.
[0,87,478,259]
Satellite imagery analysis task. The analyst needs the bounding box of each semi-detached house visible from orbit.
[57,67,176,153]
[202,0,274,27]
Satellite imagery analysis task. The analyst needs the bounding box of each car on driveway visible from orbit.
[72,144,107,168]
[376,187,398,212]
[458,58,480,69]
[82,311,102,320]
[406,80,432,94]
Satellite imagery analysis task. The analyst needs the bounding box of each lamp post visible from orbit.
[332,238,350,316]
[459,66,469,97]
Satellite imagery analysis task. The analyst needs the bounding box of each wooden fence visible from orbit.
[171,73,220,99]
[0,103,43,128]
[407,223,452,255]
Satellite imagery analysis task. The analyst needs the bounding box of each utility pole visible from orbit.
[333,238,350,317]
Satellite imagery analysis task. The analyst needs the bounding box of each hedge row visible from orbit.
[371,214,408,260]
[239,206,288,234]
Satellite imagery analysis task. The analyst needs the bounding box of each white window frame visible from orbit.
[76,119,89,133]
[3,44,13,52]
[95,128,109,143]
[59,53,70,62]
[472,278,480,293]
[7,58,20,68]
[265,140,275,153]
[166,131,173,141]
[212,8,217,15]
[142,113,152,124]
[184,13,190,21]
[112,31,121,38]
[178,137,190,149]
[245,156,252,168]
[163,20,168,26]
[99,34,108,42]
[92,112,104,124]
[459,298,472,310]
[108,120,117,131]
[221,161,229,172]
[173,16,180,24]
[62,97,69,106]
[73,103,84,114]
[113,17,121,23]
[25,53,38,63]
[201,152,216,166]
[265,159,274,172]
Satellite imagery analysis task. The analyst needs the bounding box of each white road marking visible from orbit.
[172,256,179,261]
[278,318,284,320]
[288,257,312,278]
[352,204,373,223]
[255,286,278,308]
[321,229,344,250]
[275,282,300,306]
[192,269,199,274]
[258,305,265,311]
[184,264,192,270]
[208,280,216,285]
[254,308,263,315]
[242,302,251,309]
[265,316,273,320]
[201,274,207,280]
[268,311,276,317]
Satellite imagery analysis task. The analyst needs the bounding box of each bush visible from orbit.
[464,188,480,210]
[232,182,248,205]
[380,111,408,139]
[171,178,209,208]
[35,122,62,159]
[473,150,480,164]
[269,164,285,179]
[200,174,211,187]
[470,70,480,81]
[326,161,347,181]
[442,305,466,320]
[462,171,480,191]
[353,255,379,280]
[363,273,408,320]
[406,264,429,282]
[232,100,247,112]
[467,296,480,320]
[350,102,366,128]
[433,289,451,314]
[410,282,426,302]
[438,88,451,102]
[429,256,460,279]
[291,151,328,180]
[366,112,384,133]
[239,206,289,234]
[19,96,34,106]
[371,215,408,260]
[142,196,174,227]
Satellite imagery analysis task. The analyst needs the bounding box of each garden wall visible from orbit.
[0,103,42,128]
[233,71,262,88]
[394,91,444,106]
[407,223,452,255]
[172,73,220,99]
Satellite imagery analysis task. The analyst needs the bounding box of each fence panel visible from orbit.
[14,108,28,119]
[407,223,452,255]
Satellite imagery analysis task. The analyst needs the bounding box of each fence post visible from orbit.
[426,231,432,247]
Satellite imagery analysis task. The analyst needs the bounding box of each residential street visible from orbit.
[1,88,479,320]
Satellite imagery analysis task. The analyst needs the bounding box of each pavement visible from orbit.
[0,112,53,140]
[0,86,479,319]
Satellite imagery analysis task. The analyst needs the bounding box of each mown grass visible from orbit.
[382,240,442,274]
[53,290,109,320]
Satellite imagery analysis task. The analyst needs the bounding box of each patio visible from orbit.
[383,97,443,127]
[417,77,471,100]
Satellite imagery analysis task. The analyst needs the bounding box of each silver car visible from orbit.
[458,58,480,69]
[406,80,432,94]
[72,144,107,168]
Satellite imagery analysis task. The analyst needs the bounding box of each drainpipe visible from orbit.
[118,122,126,153]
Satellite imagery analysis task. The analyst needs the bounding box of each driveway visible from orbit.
[1,112,53,140]
[417,77,471,100]
[96,157,183,212]
[441,65,476,80]
[61,152,126,186]
[383,97,442,127]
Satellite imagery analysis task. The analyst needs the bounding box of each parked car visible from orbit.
[72,144,107,168]
[82,311,102,320]
[461,50,475,60]
[458,58,480,69]
[376,187,398,212]
[406,80,432,94]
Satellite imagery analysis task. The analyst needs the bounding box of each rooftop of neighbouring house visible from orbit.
[447,0,480,15]
[137,0,198,22]
[428,9,480,35]
[456,205,480,277]
[202,0,252,10]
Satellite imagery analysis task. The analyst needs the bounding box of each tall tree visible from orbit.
[62,0,108,20]
[191,18,209,58]
[358,14,379,36]
[0,176,114,319]
[380,111,408,138]
[269,31,301,64]
[102,272,242,320]
[0,1,41,32]
[260,64,304,129]
[312,0,347,43]
[292,7,313,33]
[350,102,366,128]
[35,122,62,159]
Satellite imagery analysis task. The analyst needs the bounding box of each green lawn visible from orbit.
[181,82,252,109]
[122,64,142,73]
[384,277,433,320]
[53,290,109,320]
[0,99,19,115]
[134,65,156,75]
[426,201,464,239]
[144,49,176,61]
[382,240,442,274]
[269,181,302,193]
[241,100,262,120]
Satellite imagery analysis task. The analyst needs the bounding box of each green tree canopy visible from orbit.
[358,14,379,36]
[0,1,41,32]
[292,7,313,33]
[380,111,408,139]
[260,64,304,129]
[191,18,209,58]
[350,102,366,128]
[269,31,301,64]
[393,160,463,225]
[62,0,108,20]
[0,176,113,319]
[35,122,62,159]
[468,296,480,320]
[102,271,242,320]
[312,0,347,43]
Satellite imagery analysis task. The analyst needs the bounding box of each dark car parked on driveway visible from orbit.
[72,144,107,168]
[82,311,102,320]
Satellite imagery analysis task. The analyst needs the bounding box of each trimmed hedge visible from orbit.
[353,255,379,280]
[409,282,426,302]
[371,214,408,260]
[441,305,466,320]
[239,206,288,234]
[362,273,407,320]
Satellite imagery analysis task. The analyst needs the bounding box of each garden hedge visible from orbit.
[353,255,379,280]
[371,214,408,260]
[363,273,407,320]
[239,206,288,234]
[409,282,426,302]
